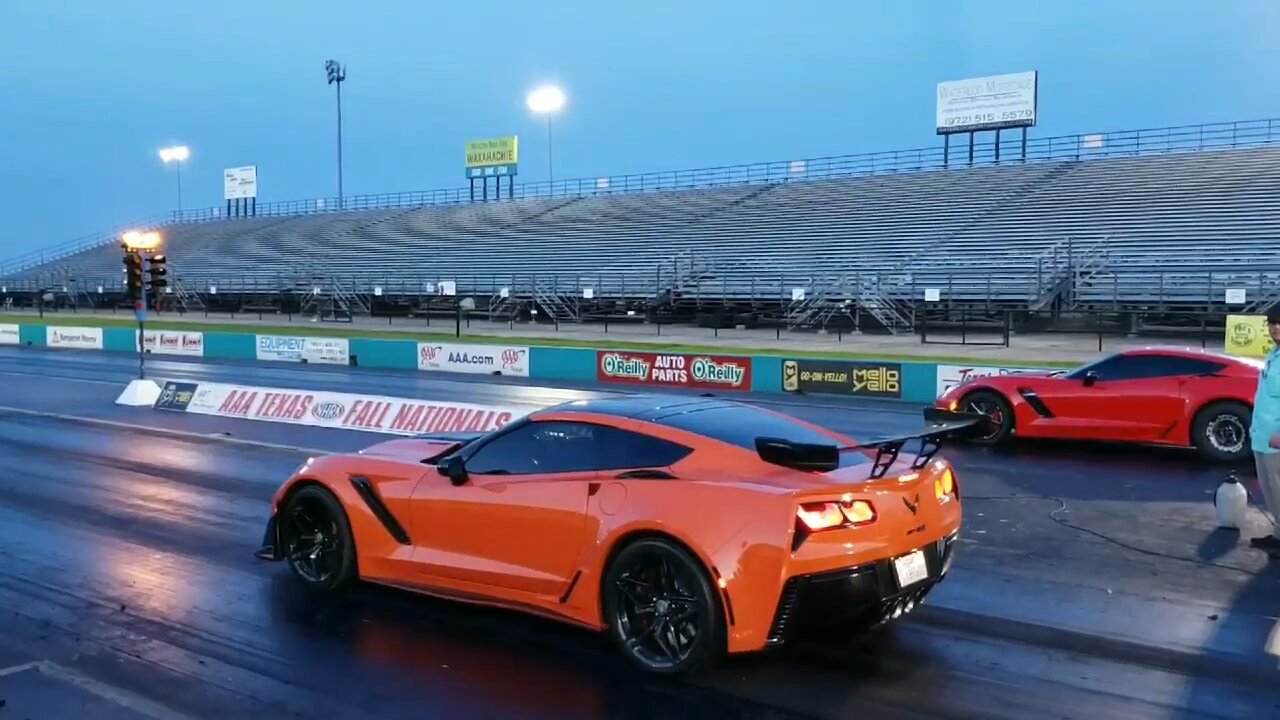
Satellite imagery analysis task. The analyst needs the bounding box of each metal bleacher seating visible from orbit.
[5,117,1280,326]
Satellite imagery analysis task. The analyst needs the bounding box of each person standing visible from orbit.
[1250,305,1280,556]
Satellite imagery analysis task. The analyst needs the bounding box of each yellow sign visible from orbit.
[1224,314,1275,358]
[465,136,518,169]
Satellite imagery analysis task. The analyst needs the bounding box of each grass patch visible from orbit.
[0,312,1075,368]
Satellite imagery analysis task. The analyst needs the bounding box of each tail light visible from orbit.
[796,500,877,531]
[934,466,957,501]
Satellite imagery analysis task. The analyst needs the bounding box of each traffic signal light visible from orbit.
[122,247,143,300]
[146,254,168,294]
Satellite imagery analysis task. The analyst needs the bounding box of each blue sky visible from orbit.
[1,0,1278,261]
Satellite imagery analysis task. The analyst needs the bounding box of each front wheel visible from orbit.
[1191,401,1252,463]
[960,390,1014,445]
[602,538,725,675]
[280,485,357,592]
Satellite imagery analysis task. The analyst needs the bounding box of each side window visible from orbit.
[463,421,692,475]
[1090,355,1224,381]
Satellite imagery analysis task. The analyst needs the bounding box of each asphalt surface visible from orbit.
[0,346,1278,719]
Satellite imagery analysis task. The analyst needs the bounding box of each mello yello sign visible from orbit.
[596,351,751,391]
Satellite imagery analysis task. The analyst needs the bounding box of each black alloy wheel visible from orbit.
[603,538,724,675]
[962,390,1013,444]
[1192,400,1252,463]
[282,485,357,591]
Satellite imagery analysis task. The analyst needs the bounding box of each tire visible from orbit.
[959,390,1014,445]
[279,485,358,592]
[1191,401,1252,463]
[602,538,725,675]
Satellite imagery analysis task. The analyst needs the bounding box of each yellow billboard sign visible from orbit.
[465,136,518,175]
[1224,314,1275,358]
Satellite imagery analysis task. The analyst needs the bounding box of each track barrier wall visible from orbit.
[9,318,1265,406]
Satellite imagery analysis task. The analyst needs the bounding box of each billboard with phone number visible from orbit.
[596,351,751,391]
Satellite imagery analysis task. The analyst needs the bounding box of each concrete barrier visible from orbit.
[0,319,1054,404]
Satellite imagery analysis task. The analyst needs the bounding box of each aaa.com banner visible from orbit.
[1224,314,1275,359]
[157,380,528,436]
[596,351,751,391]
[417,342,529,376]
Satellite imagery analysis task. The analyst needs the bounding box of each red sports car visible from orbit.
[934,347,1263,462]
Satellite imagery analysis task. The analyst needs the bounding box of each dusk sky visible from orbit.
[2,0,1279,262]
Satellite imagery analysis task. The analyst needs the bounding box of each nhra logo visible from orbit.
[690,357,745,386]
[311,401,345,420]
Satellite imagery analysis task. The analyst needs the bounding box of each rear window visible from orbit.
[653,405,871,466]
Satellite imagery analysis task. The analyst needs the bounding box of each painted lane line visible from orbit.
[20,659,199,720]
[0,405,327,455]
[0,660,41,677]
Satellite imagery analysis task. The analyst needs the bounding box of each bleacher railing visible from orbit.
[6,116,1280,278]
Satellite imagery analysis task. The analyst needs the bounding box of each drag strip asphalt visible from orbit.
[1,346,1279,718]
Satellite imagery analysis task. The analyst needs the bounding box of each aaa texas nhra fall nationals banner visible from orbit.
[596,351,751,391]
[153,380,527,436]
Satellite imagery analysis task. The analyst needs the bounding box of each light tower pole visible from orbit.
[325,60,347,209]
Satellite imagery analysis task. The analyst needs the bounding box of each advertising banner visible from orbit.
[1224,314,1275,359]
[255,335,350,365]
[465,136,519,179]
[46,326,104,350]
[935,364,1047,396]
[781,359,902,398]
[155,381,200,412]
[0,323,18,345]
[596,351,751,391]
[224,166,258,199]
[936,70,1038,134]
[417,342,530,376]
[137,330,205,356]
[168,381,527,436]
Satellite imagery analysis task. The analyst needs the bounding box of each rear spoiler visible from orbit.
[413,430,487,464]
[754,408,987,478]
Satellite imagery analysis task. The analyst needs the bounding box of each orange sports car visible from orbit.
[255,394,978,674]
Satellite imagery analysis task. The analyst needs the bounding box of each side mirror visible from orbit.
[437,455,468,485]
[1082,371,1099,387]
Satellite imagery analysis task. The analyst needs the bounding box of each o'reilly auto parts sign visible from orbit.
[417,342,529,377]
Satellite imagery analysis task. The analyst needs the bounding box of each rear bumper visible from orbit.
[254,512,283,561]
[764,531,958,645]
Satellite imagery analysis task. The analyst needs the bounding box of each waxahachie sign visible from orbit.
[596,351,751,391]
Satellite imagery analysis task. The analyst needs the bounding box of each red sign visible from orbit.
[596,351,751,391]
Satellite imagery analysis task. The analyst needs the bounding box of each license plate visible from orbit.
[893,550,929,588]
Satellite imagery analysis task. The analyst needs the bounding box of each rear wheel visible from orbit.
[280,485,357,592]
[1191,401,1252,463]
[602,538,725,675]
[960,390,1013,445]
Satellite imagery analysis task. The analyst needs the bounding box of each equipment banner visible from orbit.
[782,359,902,398]
[417,342,530,376]
[596,351,751,391]
[137,330,205,356]
[46,326,103,350]
[1224,314,1275,358]
[0,323,18,345]
[161,380,527,435]
[255,335,350,365]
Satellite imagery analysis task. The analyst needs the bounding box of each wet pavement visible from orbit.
[0,346,1278,718]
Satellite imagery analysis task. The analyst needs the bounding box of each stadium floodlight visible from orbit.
[526,84,566,184]
[158,145,190,216]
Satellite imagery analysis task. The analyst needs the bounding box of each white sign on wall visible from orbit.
[936,71,1038,134]
[255,335,349,365]
[46,327,103,350]
[223,165,258,200]
[136,330,205,356]
[417,342,530,377]
[0,323,18,345]
[1225,288,1247,304]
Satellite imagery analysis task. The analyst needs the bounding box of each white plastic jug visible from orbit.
[1215,472,1248,529]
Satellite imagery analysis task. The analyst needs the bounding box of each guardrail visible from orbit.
[6,117,1280,278]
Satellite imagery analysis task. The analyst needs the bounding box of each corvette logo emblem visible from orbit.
[902,494,920,516]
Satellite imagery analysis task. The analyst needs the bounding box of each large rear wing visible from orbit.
[754,408,986,478]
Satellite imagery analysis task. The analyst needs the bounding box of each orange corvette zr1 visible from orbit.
[255,395,979,674]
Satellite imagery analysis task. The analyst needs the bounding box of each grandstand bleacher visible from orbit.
[3,118,1279,336]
